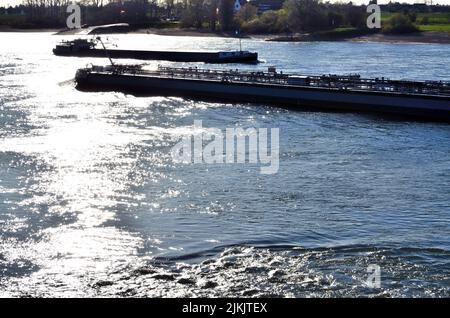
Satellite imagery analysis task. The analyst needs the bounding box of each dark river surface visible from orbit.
[0,32,449,297]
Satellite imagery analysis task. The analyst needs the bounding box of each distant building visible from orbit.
[413,2,428,11]
[248,0,285,14]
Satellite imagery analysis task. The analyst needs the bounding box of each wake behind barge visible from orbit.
[75,65,450,121]
[54,39,258,64]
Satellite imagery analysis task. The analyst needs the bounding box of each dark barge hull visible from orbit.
[53,48,258,64]
[76,72,450,122]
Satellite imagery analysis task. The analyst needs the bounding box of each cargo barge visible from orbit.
[75,64,450,121]
[53,39,258,64]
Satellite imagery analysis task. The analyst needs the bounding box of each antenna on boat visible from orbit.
[235,29,242,52]
[96,36,115,66]
[234,0,243,52]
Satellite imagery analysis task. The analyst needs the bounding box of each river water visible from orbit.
[0,32,449,297]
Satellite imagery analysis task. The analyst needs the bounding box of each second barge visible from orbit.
[75,64,450,121]
[53,39,258,64]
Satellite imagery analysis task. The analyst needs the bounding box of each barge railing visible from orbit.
[85,64,450,97]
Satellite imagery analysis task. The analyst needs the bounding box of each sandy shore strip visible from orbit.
[350,31,450,45]
[123,28,450,44]
[2,26,449,44]
[0,26,60,32]
[53,26,245,38]
[267,31,450,44]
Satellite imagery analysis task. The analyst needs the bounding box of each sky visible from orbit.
[1,0,449,8]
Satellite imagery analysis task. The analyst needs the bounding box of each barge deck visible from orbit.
[75,65,450,121]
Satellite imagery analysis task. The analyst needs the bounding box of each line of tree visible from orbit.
[1,1,448,32]
[1,0,171,28]
[179,0,371,33]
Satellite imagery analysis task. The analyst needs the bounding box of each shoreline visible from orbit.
[53,26,248,38]
[1,26,450,44]
[267,31,450,45]
[349,31,450,45]
[0,26,60,32]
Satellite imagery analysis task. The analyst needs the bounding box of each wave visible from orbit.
[76,243,450,298]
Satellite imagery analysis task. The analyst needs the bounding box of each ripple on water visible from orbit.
[45,245,447,298]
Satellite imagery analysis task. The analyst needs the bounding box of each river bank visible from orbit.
[350,31,450,44]
[266,30,450,44]
[2,25,450,44]
[0,26,59,32]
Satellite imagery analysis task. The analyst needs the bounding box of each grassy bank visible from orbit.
[382,12,450,33]
[418,24,450,32]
